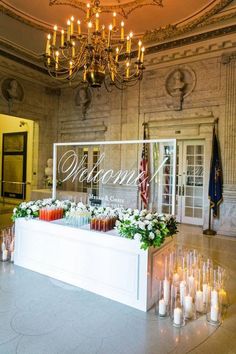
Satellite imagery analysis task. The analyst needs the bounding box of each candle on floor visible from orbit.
[180,280,186,305]
[184,295,193,318]
[159,299,166,316]
[173,307,183,325]
[211,289,218,306]
[210,305,219,322]
[195,290,204,312]
[163,278,170,305]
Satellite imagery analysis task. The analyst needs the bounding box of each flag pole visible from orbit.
[203,202,216,235]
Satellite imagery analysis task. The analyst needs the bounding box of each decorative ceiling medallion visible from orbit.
[143,0,234,43]
[49,0,163,18]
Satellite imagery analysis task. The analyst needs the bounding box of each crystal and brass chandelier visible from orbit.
[44,0,145,89]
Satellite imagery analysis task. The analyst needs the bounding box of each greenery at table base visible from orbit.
[12,199,178,250]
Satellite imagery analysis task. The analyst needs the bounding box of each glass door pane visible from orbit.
[182,142,204,225]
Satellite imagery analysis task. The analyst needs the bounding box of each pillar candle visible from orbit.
[10,251,14,263]
[173,272,180,283]
[140,46,145,63]
[202,283,209,304]
[184,295,193,318]
[159,299,166,316]
[180,280,186,305]
[174,307,182,325]
[2,249,8,261]
[163,278,170,305]
[86,3,90,19]
[210,305,219,322]
[195,290,204,312]
[211,289,218,306]
[88,22,92,45]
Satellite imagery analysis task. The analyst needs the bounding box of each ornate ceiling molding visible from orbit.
[0,1,51,32]
[143,0,235,43]
[49,0,163,18]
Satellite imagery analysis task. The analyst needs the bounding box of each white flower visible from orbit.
[134,233,141,241]
[149,232,155,240]
[138,221,145,230]
[133,209,140,216]
[13,208,17,214]
[31,205,39,212]
[140,210,147,217]
[147,223,153,231]
[21,202,27,210]
[146,213,152,220]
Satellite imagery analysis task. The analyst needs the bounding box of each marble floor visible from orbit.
[0,225,236,354]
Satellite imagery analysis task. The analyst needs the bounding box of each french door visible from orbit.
[176,140,205,225]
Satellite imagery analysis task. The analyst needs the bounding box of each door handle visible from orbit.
[178,186,182,196]
[182,185,185,196]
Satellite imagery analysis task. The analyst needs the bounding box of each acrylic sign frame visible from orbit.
[52,139,177,214]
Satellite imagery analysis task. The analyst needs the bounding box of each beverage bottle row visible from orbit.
[90,216,116,232]
[39,207,64,221]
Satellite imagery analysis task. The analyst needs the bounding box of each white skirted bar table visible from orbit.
[14,218,174,312]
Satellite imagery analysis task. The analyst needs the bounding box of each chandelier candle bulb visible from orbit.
[137,40,142,60]
[72,42,75,57]
[46,34,51,54]
[112,12,116,28]
[140,46,145,63]
[55,51,59,70]
[53,25,57,46]
[102,25,105,40]
[88,21,92,44]
[60,30,64,47]
[95,13,99,32]
[158,299,166,316]
[125,62,130,78]
[70,16,74,35]
[77,20,81,35]
[67,20,71,41]
[83,66,87,81]
[120,21,124,41]
[107,24,112,47]
[115,47,119,62]
[126,36,130,53]
[111,69,115,82]
[86,3,90,19]
[69,61,73,77]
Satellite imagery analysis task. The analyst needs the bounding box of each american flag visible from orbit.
[139,125,149,209]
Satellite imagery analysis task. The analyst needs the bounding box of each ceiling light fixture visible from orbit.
[44,0,145,90]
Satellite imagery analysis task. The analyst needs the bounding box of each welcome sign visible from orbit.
[53,140,176,213]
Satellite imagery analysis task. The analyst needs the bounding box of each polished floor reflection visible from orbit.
[0,225,236,354]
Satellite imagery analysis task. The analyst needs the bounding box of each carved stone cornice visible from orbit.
[221,51,236,64]
[0,2,50,32]
[143,0,235,43]
[50,0,163,18]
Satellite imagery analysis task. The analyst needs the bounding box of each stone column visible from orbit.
[217,53,236,236]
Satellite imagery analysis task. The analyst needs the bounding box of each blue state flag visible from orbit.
[208,128,223,217]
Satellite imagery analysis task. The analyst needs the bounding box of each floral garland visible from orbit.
[12,199,178,250]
